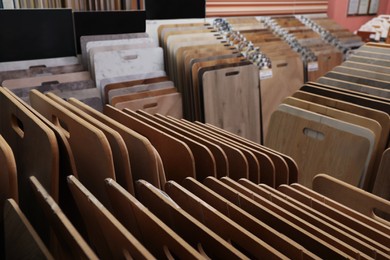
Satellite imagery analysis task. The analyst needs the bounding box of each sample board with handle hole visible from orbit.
[201,64,261,143]
[0,87,58,244]
[266,104,374,189]
[80,32,149,67]
[108,80,174,104]
[102,71,167,103]
[313,174,390,224]
[94,47,164,91]
[261,55,304,138]
[0,63,84,84]
[29,90,116,210]
[68,97,162,189]
[88,38,155,78]
[283,96,384,190]
[104,106,196,184]
[118,93,183,118]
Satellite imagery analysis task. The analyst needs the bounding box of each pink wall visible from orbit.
[328,0,390,32]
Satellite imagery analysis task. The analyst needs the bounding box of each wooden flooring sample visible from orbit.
[29,176,98,259]
[202,64,261,143]
[29,90,115,209]
[0,87,58,244]
[105,178,203,259]
[4,199,53,260]
[266,104,373,188]
[373,149,390,201]
[67,176,155,259]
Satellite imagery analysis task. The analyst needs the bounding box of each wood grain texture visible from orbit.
[283,97,384,190]
[292,90,390,148]
[317,77,390,99]
[105,178,204,259]
[266,104,373,189]
[108,80,173,104]
[103,72,167,104]
[300,84,390,115]
[68,98,162,189]
[29,90,115,209]
[135,179,249,259]
[261,55,304,138]
[111,87,177,106]
[201,64,261,143]
[2,71,91,89]
[29,176,98,259]
[4,199,53,260]
[67,175,155,259]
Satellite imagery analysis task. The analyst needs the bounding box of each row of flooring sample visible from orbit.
[1,92,390,258]
[158,22,262,143]
[223,16,305,139]
[82,31,183,118]
[0,31,183,118]
[266,42,390,198]
[266,15,343,82]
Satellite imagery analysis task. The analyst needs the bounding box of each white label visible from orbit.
[307,62,319,72]
[259,69,273,80]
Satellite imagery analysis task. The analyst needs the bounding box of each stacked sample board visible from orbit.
[265,15,343,82]
[223,17,305,138]
[158,22,262,143]
[266,43,390,197]
[1,86,390,258]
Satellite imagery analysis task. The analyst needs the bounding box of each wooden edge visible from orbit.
[313,174,390,226]
[29,176,98,259]
[4,199,54,259]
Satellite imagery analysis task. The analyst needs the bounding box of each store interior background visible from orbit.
[328,0,390,32]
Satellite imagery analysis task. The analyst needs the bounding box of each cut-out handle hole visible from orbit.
[143,102,158,109]
[373,208,390,224]
[29,65,46,69]
[225,71,239,77]
[303,127,325,141]
[11,114,24,138]
[41,81,60,87]
[122,54,138,61]
[277,63,288,68]
[52,115,70,139]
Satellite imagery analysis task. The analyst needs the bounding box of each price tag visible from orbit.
[259,69,273,80]
[307,61,319,72]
